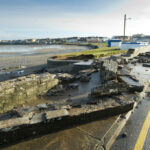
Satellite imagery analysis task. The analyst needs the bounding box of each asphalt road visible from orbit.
[111,96,150,150]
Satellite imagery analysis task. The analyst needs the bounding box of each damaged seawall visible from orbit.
[0,73,59,113]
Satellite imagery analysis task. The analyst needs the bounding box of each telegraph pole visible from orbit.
[123,14,126,42]
[123,14,131,42]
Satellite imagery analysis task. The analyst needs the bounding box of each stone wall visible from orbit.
[47,59,78,73]
[47,59,92,74]
[0,73,59,113]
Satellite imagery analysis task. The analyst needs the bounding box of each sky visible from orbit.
[0,0,150,40]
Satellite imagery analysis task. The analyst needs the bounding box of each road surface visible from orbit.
[111,96,150,150]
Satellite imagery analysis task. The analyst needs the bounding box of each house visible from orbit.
[108,40,122,47]
[78,37,87,43]
[99,37,109,42]
[66,37,79,43]
[121,42,148,50]
[112,36,131,41]
[86,37,100,43]
[131,34,150,43]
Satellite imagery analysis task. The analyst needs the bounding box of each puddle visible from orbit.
[44,72,101,105]
[74,60,94,66]
[23,72,102,110]
[129,63,150,84]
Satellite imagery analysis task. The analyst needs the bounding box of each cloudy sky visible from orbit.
[0,0,150,40]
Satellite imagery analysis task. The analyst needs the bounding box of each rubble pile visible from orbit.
[91,56,145,99]
[91,80,129,97]
[0,47,150,146]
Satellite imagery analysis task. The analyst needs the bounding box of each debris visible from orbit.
[122,132,127,138]
[80,75,91,82]
[67,83,79,89]
[91,80,128,97]
[57,73,75,82]
[42,113,47,123]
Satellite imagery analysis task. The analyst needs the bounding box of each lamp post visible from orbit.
[123,14,131,42]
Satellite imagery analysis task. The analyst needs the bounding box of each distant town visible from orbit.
[0,34,150,45]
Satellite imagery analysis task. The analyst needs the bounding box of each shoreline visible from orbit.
[0,45,89,71]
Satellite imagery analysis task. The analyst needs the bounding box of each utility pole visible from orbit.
[123,14,131,42]
[123,14,126,42]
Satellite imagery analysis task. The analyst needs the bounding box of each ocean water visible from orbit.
[0,45,67,53]
[0,45,88,57]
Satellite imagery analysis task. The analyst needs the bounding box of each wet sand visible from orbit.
[0,45,89,71]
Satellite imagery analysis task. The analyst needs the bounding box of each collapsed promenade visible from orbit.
[0,46,150,150]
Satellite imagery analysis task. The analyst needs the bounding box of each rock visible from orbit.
[67,83,79,89]
[0,110,21,121]
[80,75,91,82]
[128,84,144,93]
[61,105,71,110]
[118,65,123,70]
[15,107,38,117]
[30,113,43,124]
[79,69,95,76]
[67,98,72,103]
[0,73,59,113]
[36,104,48,111]
[91,80,129,97]
[143,63,150,67]
[138,57,150,63]
[118,76,144,93]
[100,59,118,82]
[41,113,47,123]
[47,85,65,96]
[128,75,139,82]
[70,103,82,108]
[57,73,75,82]
[122,132,127,138]
[120,114,126,119]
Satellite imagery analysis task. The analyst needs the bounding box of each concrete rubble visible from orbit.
[0,46,150,148]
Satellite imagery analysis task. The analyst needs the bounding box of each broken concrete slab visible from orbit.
[119,76,144,93]
[0,94,135,146]
[100,59,118,82]
[46,85,65,96]
[67,83,79,89]
[56,73,75,82]
[91,80,129,97]
[80,75,91,82]
[143,63,150,67]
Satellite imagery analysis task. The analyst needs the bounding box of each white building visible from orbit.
[121,42,149,50]
[108,40,122,47]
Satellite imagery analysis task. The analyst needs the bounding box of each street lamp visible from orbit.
[123,14,131,42]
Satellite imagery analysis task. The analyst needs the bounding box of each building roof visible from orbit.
[108,40,122,42]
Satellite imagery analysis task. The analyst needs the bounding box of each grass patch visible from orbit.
[53,47,127,60]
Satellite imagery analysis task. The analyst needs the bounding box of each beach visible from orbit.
[0,45,89,72]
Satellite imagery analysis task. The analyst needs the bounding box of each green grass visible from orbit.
[54,47,127,60]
